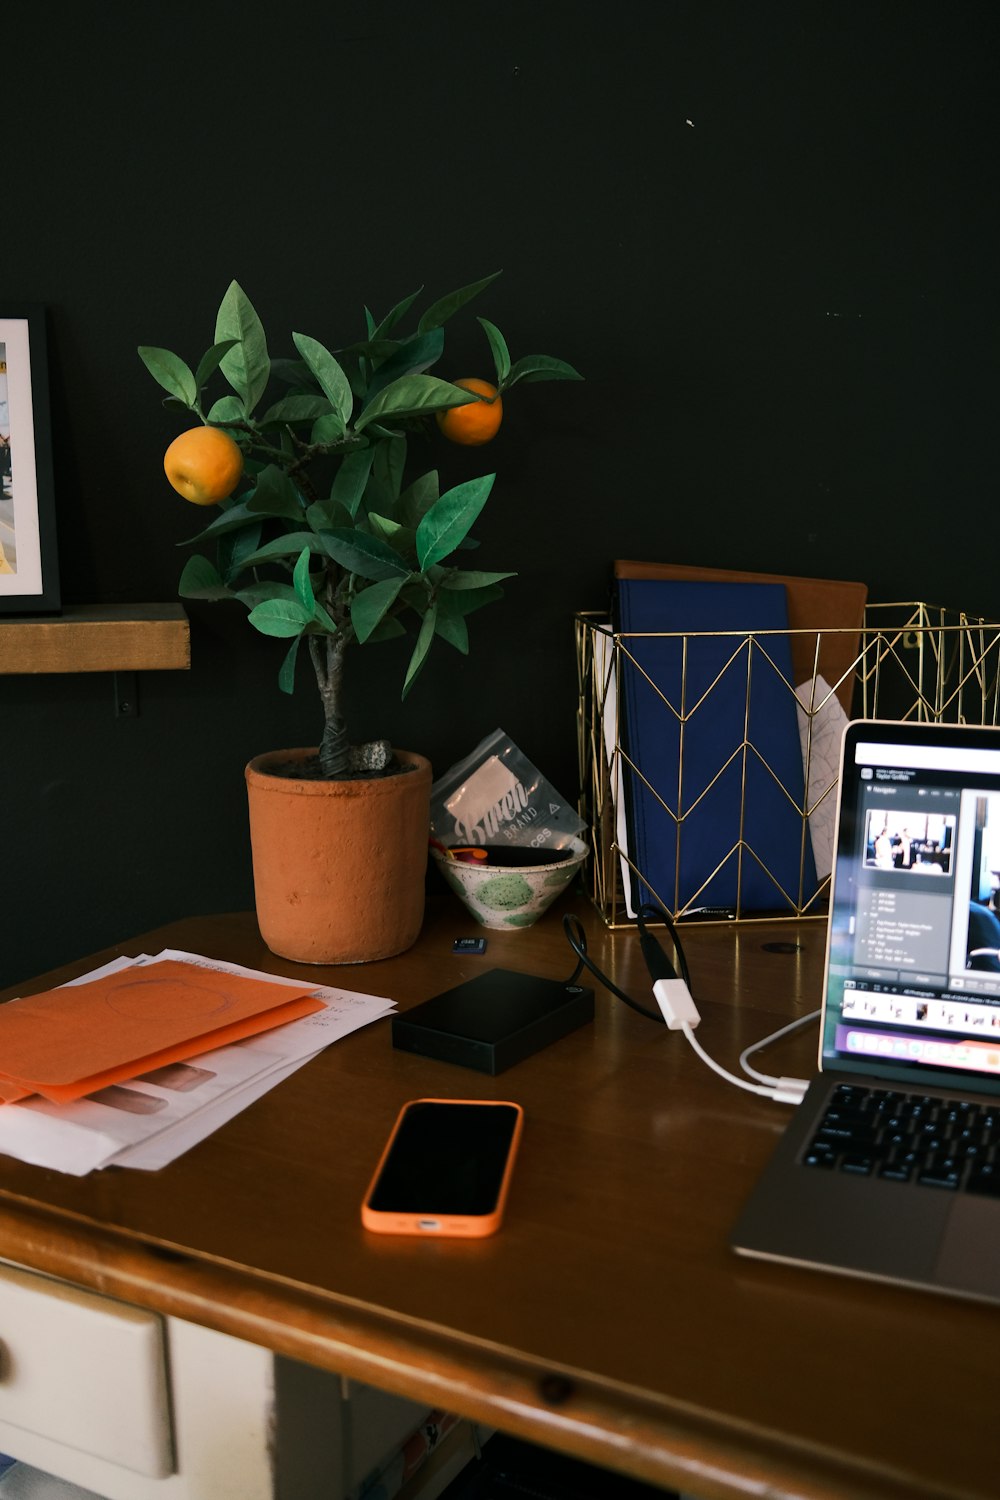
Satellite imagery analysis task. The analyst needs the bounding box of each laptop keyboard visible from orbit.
[803,1083,1000,1193]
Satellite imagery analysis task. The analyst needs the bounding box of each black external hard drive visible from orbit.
[391,969,595,1075]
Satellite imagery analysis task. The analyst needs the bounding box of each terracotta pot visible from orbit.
[245,747,432,965]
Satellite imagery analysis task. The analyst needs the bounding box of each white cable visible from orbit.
[652,977,808,1105]
[680,1021,782,1098]
[739,1010,821,1087]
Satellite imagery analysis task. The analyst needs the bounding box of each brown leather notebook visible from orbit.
[613,560,868,714]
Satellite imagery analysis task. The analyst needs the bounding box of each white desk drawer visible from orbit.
[0,1263,172,1478]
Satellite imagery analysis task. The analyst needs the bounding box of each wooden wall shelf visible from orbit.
[0,604,190,675]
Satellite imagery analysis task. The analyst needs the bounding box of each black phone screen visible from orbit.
[367,1101,521,1216]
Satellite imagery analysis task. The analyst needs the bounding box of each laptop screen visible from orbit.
[822,720,1000,1096]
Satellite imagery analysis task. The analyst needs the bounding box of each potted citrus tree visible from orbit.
[140,274,580,964]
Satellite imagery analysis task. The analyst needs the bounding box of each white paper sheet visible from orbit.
[0,950,395,1176]
[795,675,850,880]
[593,622,637,917]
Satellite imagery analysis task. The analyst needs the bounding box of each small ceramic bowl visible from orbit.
[430,837,588,929]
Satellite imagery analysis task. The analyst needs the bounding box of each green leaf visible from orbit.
[306,498,351,532]
[246,464,305,522]
[371,287,423,340]
[477,318,511,385]
[503,353,584,388]
[239,531,319,568]
[399,579,430,611]
[138,347,198,407]
[310,603,337,634]
[356,374,477,432]
[215,281,270,415]
[434,606,470,653]
[278,636,301,695]
[437,581,505,617]
[292,547,315,612]
[310,413,349,445]
[397,470,440,528]
[240,580,304,604]
[367,513,413,546]
[235,579,293,610]
[259,393,333,426]
[180,497,260,543]
[195,340,239,392]
[247,596,312,638]
[441,568,516,589]
[232,583,265,609]
[206,394,246,430]
[319,527,412,582]
[330,447,375,517]
[368,616,406,642]
[269,357,314,389]
[417,272,502,333]
[292,332,354,425]
[402,604,439,696]
[178,555,234,600]
[416,474,496,570]
[338,337,399,366]
[218,520,264,584]
[364,328,445,405]
[351,577,406,642]
[372,433,407,503]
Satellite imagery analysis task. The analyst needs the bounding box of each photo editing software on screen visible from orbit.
[824,737,1000,1089]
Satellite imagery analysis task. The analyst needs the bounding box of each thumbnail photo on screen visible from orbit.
[863,808,954,876]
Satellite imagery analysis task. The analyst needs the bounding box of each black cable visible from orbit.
[563,905,811,1106]
[561,903,695,1022]
[635,902,693,990]
[560,912,663,1022]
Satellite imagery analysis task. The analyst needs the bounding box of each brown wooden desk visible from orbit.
[0,898,994,1500]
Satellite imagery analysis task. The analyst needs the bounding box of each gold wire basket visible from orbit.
[576,603,1000,928]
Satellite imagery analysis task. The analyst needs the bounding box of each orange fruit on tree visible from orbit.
[436,378,503,446]
[163,425,244,506]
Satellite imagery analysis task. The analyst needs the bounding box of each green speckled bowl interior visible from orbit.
[430,837,588,929]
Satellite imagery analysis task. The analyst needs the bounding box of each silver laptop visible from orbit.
[731,718,1000,1304]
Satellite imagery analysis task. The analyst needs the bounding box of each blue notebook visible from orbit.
[616,578,817,914]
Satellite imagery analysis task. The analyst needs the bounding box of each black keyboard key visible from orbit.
[816,1124,865,1144]
[804,1087,1000,1194]
[967,1162,1000,1197]
[822,1106,868,1125]
[917,1166,961,1190]
[803,1147,837,1169]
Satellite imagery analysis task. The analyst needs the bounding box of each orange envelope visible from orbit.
[0,960,325,1105]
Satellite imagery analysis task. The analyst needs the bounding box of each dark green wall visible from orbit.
[2,2,997,988]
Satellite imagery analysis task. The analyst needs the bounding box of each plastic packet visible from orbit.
[430,728,587,853]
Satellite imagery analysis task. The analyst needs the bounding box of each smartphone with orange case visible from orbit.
[361,1098,524,1238]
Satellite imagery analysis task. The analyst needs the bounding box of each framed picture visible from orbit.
[0,305,59,614]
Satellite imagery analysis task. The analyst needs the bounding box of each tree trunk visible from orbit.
[312,634,350,778]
